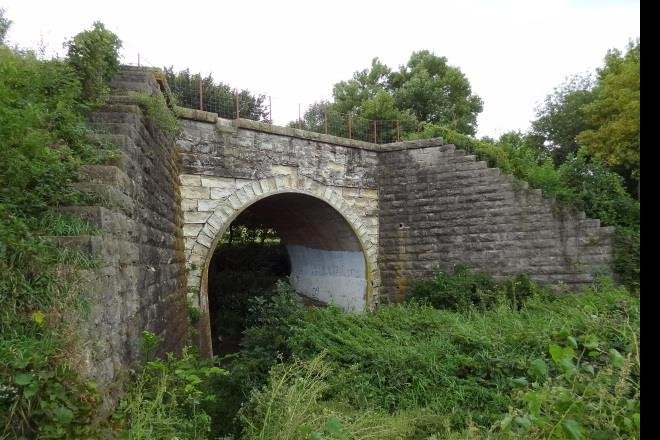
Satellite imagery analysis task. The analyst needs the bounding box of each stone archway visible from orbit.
[183,173,379,355]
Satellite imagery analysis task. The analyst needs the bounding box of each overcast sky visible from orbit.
[2,0,639,138]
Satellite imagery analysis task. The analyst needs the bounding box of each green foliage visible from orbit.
[407,265,543,312]
[65,22,122,104]
[578,39,640,193]
[0,334,101,438]
[613,228,640,295]
[164,67,269,121]
[288,280,638,433]
[0,8,11,45]
[0,26,120,438]
[499,298,639,439]
[301,50,482,137]
[557,153,639,228]
[206,281,305,437]
[238,355,415,440]
[390,50,484,135]
[129,91,181,137]
[113,347,226,439]
[530,74,597,164]
[208,240,290,355]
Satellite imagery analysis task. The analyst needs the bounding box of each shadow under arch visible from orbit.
[187,175,378,356]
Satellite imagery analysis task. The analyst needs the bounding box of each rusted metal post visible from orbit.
[373,120,377,143]
[234,90,240,119]
[348,116,352,139]
[137,53,140,67]
[199,76,203,111]
[324,106,328,134]
[269,96,272,123]
[397,119,400,142]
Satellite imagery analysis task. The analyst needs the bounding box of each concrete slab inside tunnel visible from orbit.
[243,193,367,311]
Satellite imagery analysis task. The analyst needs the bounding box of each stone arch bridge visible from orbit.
[71,67,614,383]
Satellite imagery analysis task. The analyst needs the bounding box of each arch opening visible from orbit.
[205,192,368,355]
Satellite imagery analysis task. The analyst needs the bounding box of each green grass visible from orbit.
[209,276,639,439]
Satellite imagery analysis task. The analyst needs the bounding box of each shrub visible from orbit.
[113,346,226,439]
[65,22,122,104]
[129,91,181,137]
[289,281,638,432]
[238,355,415,440]
[406,265,542,311]
[203,280,305,437]
[1,26,118,438]
[499,290,640,438]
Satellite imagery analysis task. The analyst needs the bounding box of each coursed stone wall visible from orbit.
[60,67,188,393]
[377,139,615,302]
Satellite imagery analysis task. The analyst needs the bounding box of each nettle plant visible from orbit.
[498,330,640,439]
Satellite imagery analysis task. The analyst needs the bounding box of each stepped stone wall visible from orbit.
[377,139,615,302]
[60,67,188,393]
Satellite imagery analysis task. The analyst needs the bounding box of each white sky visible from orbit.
[2,0,639,138]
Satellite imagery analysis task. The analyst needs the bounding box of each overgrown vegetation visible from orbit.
[0,20,122,438]
[202,275,638,439]
[117,267,637,439]
[112,342,225,439]
[129,91,182,137]
[65,21,122,104]
[407,265,544,312]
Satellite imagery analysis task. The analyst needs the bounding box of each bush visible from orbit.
[406,265,542,311]
[288,281,638,432]
[499,285,640,438]
[113,345,226,439]
[238,355,415,440]
[613,228,640,295]
[65,21,122,104]
[204,280,305,437]
[1,26,118,438]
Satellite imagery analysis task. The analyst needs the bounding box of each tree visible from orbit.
[0,8,11,45]
[577,39,640,196]
[332,57,392,115]
[298,50,482,139]
[164,67,269,122]
[391,50,483,135]
[65,22,122,104]
[530,74,597,164]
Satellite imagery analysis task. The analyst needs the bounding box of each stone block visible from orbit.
[198,199,221,211]
[184,212,211,224]
[180,174,201,186]
[180,186,210,199]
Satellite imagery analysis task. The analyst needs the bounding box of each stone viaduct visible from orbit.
[69,67,614,388]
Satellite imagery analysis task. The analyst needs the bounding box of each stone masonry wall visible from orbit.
[59,67,188,394]
[378,139,615,302]
[177,118,380,293]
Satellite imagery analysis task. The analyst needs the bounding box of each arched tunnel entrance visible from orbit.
[205,192,368,355]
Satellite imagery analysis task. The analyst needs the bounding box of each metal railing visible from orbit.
[124,53,409,144]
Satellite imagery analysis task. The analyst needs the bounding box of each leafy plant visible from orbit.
[113,347,226,439]
[499,325,639,439]
[129,91,181,137]
[65,21,122,104]
[238,354,415,440]
[0,23,120,438]
[407,265,543,311]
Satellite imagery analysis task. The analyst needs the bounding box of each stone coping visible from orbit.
[175,106,446,152]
